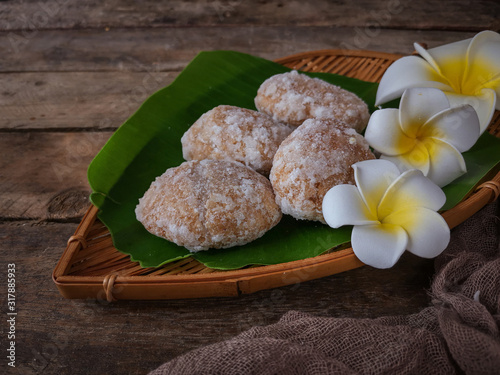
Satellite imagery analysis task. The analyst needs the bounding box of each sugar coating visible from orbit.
[255,70,370,132]
[270,118,375,223]
[135,160,282,251]
[181,105,294,175]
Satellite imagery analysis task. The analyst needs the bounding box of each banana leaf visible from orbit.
[88,50,500,269]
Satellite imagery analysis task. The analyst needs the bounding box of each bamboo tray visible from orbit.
[53,49,500,301]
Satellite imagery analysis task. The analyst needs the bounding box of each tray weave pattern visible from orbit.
[53,49,500,301]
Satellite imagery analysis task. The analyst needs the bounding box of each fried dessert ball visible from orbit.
[135,159,282,251]
[255,70,370,132]
[270,118,375,223]
[181,105,293,175]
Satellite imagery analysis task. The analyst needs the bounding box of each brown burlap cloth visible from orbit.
[150,202,500,375]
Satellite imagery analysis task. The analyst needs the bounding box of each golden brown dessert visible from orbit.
[135,159,282,251]
[181,105,293,175]
[255,70,370,132]
[270,118,375,223]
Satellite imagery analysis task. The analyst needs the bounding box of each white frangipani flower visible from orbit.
[322,159,450,269]
[365,87,480,187]
[376,30,500,133]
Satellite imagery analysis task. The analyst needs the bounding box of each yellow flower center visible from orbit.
[393,122,439,175]
[439,57,496,96]
[407,140,430,165]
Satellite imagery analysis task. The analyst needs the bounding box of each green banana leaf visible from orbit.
[88,50,500,270]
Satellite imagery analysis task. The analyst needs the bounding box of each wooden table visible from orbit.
[1,1,498,374]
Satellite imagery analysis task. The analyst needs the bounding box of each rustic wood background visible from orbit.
[1,1,498,374]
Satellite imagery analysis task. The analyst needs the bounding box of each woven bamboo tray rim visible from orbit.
[53,49,500,301]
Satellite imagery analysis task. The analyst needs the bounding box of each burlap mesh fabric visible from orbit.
[150,202,500,375]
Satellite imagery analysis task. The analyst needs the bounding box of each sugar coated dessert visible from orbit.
[270,118,375,223]
[255,70,370,132]
[135,159,282,251]
[181,105,293,175]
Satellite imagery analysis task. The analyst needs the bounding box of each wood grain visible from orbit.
[0,27,477,72]
[0,132,111,220]
[0,72,175,130]
[0,220,434,375]
[0,0,497,31]
[0,0,494,373]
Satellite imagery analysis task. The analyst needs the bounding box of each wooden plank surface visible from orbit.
[0,0,498,31]
[1,220,434,375]
[0,72,175,130]
[0,27,478,72]
[0,0,495,373]
[0,132,111,220]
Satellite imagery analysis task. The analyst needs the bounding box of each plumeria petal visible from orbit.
[383,207,450,258]
[322,184,378,228]
[444,88,496,133]
[365,109,416,156]
[352,159,400,216]
[375,56,452,106]
[413,42,441,74]
[463,30,500,98]
[419,38,472,93]
[378,169,446,220]
[381,142,430,176]
[323,159,450,269]
[420,104,480,152]
[492,85,500,111]
[372,85,480,185]
[381,31,500,132]
[425,138,467,187]
[399,88,451,137]
[352,224,408,269]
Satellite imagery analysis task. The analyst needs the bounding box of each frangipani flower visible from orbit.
[366,87,480,187]
[376,30,500,133]
[322,159,450,269]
